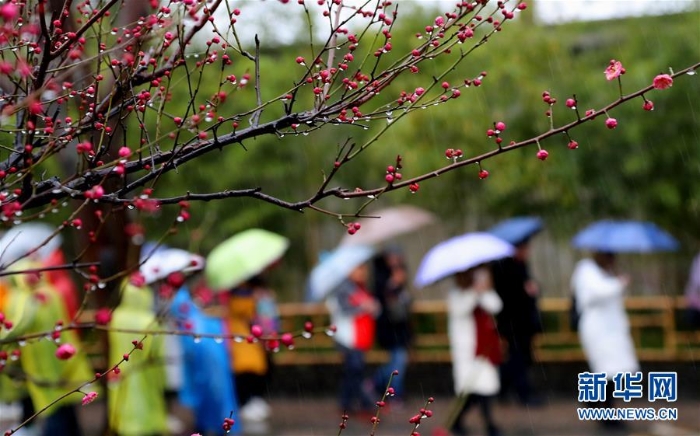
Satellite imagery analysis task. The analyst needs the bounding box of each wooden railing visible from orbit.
[73,296,700,368]
[272,296,700,366]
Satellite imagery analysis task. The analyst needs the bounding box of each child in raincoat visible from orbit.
[0,278,27,406]
[107,275,167,436]
[171,283,241,435]
[226,276,271,423]
[1,260,97,436]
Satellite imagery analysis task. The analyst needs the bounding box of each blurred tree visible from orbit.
[0,1,697,432]
[139,9,700,298]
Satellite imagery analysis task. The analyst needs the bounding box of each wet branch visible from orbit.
[17,59,696,215]
[0,261,100,278]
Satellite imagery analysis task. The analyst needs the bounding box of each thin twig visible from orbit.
[250,34,263,127]
[0,261,100,277]
[50,0,121,59]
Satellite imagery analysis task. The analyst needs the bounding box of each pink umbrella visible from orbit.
[339,205,438,247]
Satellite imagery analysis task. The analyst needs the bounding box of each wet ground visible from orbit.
[5,394,698,436]
[258,395,700,436]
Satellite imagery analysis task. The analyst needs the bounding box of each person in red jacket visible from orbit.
[326,262,380,414]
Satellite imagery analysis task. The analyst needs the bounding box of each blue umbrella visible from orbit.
[307,244,375,301]
[572,220,679,253]
[488,216,543,246]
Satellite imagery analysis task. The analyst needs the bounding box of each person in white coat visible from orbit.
[571,252,639,428]
[447,265,503,436]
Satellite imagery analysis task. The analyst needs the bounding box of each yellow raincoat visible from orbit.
[0,260,97,412]
[0,278,30,402]
[228,292,267,375]
[107,279,167,436]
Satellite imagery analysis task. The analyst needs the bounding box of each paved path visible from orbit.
[257,395,700,436]
[3,395,699,436]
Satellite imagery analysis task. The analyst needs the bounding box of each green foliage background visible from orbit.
[124,8,700,300]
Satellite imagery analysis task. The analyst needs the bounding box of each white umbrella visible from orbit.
[414,232,515,288]
[339,205,437,246]
[0,223,62,267]
[140,248,205,285]
[307,244,375,301]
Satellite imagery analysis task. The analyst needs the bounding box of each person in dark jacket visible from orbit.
[370,247,413,405]
[491,238,543,406]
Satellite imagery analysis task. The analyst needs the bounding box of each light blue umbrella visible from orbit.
[414,232,515,288]
[488,216,543,246]
[572,220,679,253]
[307,244,375,301]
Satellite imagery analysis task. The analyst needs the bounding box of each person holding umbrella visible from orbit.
[338,206,436,404]
[415,232,514,436]
[226,275,276,426]
[571,251,636,429]
[571,220,679,430]
[447,265,503,436]
[488,217,544,406]
[205,229,290,429]
[140,246,220,434]
[308,244,379,414]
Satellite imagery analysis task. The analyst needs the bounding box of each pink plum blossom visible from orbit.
[605,60,625,81]
[652,74,673,90]
[55,343,76,360]
[81,392,98,406]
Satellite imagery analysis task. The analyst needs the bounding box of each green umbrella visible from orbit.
[205,229,290,291]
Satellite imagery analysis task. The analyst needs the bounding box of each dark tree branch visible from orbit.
[0,261,100,277]
[13,59,700,213]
